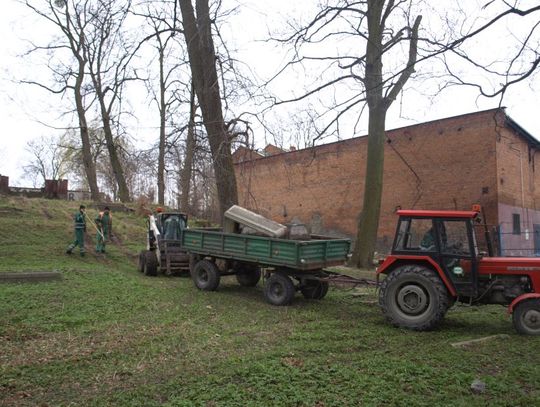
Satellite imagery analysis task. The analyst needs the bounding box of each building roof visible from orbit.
[233,108,540,163]
[505,113,540,148]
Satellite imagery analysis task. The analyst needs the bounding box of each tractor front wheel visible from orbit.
[513,299,540,335]
[379,265,449,331]
[143,250,157,276]
[137,251,146,273]
[144,251,158,276]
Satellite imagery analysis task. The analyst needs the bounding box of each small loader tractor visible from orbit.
[378,207,540,335]
[138,211,190,276]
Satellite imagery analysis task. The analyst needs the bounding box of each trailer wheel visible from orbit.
[191,259,221,291]
[144,251,158,276]
[513,299,540,335]
[137,251,146,273]
[235,264,261,287]
[264,272,295,306]
[379,265,449,331]
[300,279,329,300]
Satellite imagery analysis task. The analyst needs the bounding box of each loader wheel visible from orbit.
[191,260,221,291]
[144,251,158,276]
[137,251,145,273]
[300,279,329,300]
[264,272,295,306]
[235,263,261,287]
[379,265,449,331]
[513,299,540,335]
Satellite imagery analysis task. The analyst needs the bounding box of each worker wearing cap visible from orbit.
[95,206,112,253]
[66,205,87,256]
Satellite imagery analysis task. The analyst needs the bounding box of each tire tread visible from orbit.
[379,264,449,331]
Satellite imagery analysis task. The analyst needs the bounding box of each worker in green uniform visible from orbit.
[95,206,112,253]
[66,204,87,256]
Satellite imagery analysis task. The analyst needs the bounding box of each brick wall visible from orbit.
[235,109,512,252]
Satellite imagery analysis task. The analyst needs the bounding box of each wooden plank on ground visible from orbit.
[0,271,62,283]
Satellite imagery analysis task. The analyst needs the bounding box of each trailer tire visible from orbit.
[235,263,261,287]
[379,265,449,331]
[512,299,540,335]
[191,259,221,291]
[144,251,158,276]
[264,272,295,306]
[300,280,329,300]
[137,251,146,273]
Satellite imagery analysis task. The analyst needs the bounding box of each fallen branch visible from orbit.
[451,334,510,348]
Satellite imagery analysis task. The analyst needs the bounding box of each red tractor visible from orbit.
[378,208,540,335]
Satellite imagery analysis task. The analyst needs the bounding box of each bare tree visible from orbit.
[23,135,68,187]
[134,0,189,205]
[84,0,135,202]
[273,0,420,267]
[23,0,100,200]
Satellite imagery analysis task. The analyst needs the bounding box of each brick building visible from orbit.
[234,108,540,256]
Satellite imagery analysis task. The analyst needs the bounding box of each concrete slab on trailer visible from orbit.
[224,205,288,238]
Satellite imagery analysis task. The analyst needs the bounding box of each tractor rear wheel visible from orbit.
[512,299,540,335]
[235,263,261,287]
[300,279,329,300]
[191,259,221,291]
[264,272,295,306]
[379,265,449,331]
[144,251,158,276]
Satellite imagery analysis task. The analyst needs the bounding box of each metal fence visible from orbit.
[481,224,540,257]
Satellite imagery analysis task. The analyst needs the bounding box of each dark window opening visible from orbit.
[513,213,521,235]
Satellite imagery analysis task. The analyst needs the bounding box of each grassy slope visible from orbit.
[0,196,539,406]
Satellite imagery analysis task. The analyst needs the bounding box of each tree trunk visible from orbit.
[351,2,421,268]
[179,83,197,212]
[351,0,386,268]
[351,106,386,268]
[99,103,130,202]
[74,62,100,201]
[179,0,238,221]
[157,46,166,205]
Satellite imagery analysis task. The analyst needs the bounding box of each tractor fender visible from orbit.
[377,255,457,297]
[508,293,540,314]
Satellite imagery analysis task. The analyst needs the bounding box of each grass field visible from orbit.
[0,196,539,406]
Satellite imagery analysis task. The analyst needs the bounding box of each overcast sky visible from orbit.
[1,0,539,186]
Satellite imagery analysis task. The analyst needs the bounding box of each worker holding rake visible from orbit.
[95,206,112,253]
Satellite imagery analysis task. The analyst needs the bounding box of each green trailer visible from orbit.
[182,228,351,305]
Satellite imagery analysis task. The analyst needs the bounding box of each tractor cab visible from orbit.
[154,212,188,241]
[390,209,481,298]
